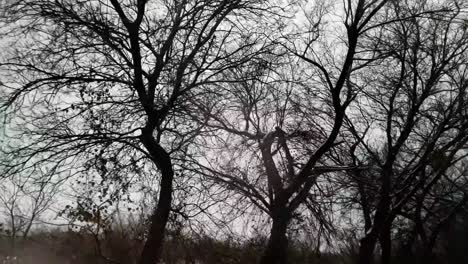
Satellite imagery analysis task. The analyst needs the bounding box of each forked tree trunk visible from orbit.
[139,132,174,264]
[259,214,290,264]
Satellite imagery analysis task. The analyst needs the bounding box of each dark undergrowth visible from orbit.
[0,229,349,264]
[0,228,463,264]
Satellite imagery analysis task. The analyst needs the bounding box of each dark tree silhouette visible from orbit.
[1,1,468,264]
[187,1,392,263]
[0,1,272,263]
[334,1,468,263]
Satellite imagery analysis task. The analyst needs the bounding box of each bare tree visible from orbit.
[1,1,467,264]
[335,1,468,263]
[0,1,273,263]
[185,1,392,263]
[392,161,468,263]
[0,169,60,251]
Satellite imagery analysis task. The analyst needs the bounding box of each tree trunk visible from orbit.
[259,214,290,264]
[138,132,174,264]
[379,224,392,264]
[358,231,378,264]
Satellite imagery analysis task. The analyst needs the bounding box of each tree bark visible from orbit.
[358,231,378,264]
[138,132,174,264]
[379,224,392,264]
[259,213,290,264]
